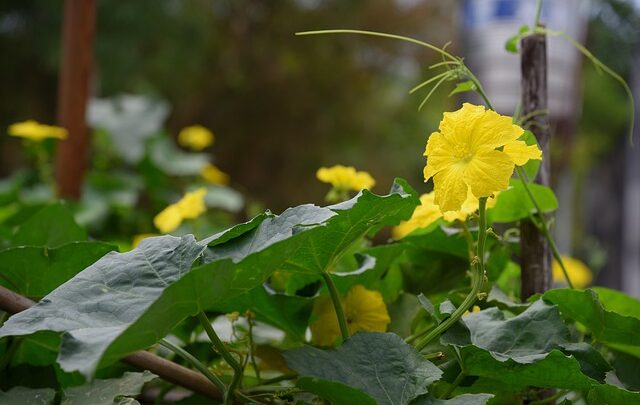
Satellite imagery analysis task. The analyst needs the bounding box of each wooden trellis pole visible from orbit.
[519,28,552,300]
[54,0,95,199]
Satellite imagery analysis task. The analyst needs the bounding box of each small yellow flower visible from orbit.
[553,256,592,288]
[178,125,214,151]
[310,285,390,346]
[132,233,157,248]
[153,187,208,233]
[8,120,68,142]
[316,165,375,192]
[423,103,541,212]
[201,163,230,185]
[392,190,499,239]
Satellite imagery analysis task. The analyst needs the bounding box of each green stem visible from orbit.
[515,167,574,289]
[197,312,244,405]
[296,30,459,61]
[247,314,261,382]
[441,370,465,399]
[321,272,350,342]
[415,198,488,351]
[534,0,543,27]
[464,68,495,111]
[158,338,226,394]
[423,351,444,361]
[404,324,434,344]
[0,337,21,371]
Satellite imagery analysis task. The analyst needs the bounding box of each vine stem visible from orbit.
[415,198,488,351]
[515,167,574,288]
[441,370,465,399]
[533,0,543,27]
[158,338,226,394]
[321,272,350,341]
[197,312,244,405]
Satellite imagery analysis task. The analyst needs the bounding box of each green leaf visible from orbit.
[209,285,313,341]
[543,289,640,356]
[587,384,640,405]
[0,180,418,379]
[61,371,156,405]
[411,393,493,405]
[591,287,640,320]
[488,179,557,223]
[0,242,116,298]
[297,377,377,405]
[0,386,56,405]
[610,349,640,391]
[504,25,529,54]
[284,332,443,405]
[12,203,87,247]
[448,81,477,96]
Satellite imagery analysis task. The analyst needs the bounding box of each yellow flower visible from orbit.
[553,256,592,288]
[8,120,68,142]
[178,125,214,151]
[310,285,390,346]
[393,193,442,239]
[176,187,207,219]
[423,103,541,212]
[201,163,230,185]
[153,187,208,233]
[392,190,500,239]
[132,233,157,248]
[316,165,375,192]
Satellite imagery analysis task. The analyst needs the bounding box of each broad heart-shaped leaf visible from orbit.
[543,288,640,357]
[12,203,87,247]
[0,180,418,379]
[0,242,116,298]
[284,332,443,405]
[411,393,493,405]
[297,377,377,405]
[587,383,640,405]
[0,386,56,405]
[442,300,611,389]
[487,179,557,223]
[61,371,156,405]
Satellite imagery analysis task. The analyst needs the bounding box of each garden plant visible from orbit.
[1,3,639,405]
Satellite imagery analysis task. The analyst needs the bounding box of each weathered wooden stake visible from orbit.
[54,0,96,199]
[520,30,552,300]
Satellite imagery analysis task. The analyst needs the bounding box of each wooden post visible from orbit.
[519,30,552,300]
[54,0,96,200]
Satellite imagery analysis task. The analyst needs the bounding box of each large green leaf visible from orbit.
[543,289,640,356]
[297,377,377,405]
[488,179,557,223]
[0,242,116,298]
[0,386,56,405]
[442,300,610,389]
[0,180,418,379]
[12,203,87,247]
[591,287,640,320]
[61,371,156,405]
[284,332,443,405]
[586,384,640,405]
[411,393,493,405]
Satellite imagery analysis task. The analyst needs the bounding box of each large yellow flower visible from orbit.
[311,285,390,346]
[153,187,208,233]
[316,165,375,191]
[178,125,214,151]
[8,120,68,142]
[423,103,541,212]
[553,256,592,288]
[201,163,229,185]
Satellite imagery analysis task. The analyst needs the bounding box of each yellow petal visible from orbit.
[469,107,524,151]
[8,120,68,142]
[316,165,375,191]
[393,192,442,239]
[201,164,230,185]
[553,256,593,288]
[153,205,183,234]
[463,149,514,199]
[178,125,214,151]
[433,166,469,212]
[343,285,390,335]
[310,296,342,346]
[503,140,542,166]
[177,187,207,219]
[423,132,459,181]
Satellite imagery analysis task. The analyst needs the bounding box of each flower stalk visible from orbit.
[321,272,350,342]
[159,338,226,394]
[415,198,488,351]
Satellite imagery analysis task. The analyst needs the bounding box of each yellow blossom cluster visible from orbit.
[311,285,390,346]
[178,125,214,151]
[316,165,375,192]
[153,188,207,233]
[8,120,68,142]
[423,103,541,212]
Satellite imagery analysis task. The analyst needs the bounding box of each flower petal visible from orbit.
[433,165,469,212]
[503,140,542,166]
[423,132,459,181]
[464,150,514,198]
[469,108,524,151]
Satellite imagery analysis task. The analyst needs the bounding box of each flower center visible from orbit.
[452,144,474,163]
